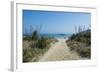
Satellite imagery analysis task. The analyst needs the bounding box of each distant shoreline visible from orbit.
[23,33,72,39]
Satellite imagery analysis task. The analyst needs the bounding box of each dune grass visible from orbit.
[23,31,57,62]
[66,30,91,58]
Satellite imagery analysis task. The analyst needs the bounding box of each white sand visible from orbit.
[39,38,81,61]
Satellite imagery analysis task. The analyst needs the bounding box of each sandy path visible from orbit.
[39,38,81,62]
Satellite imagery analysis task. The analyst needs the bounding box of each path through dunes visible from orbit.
[39,38,81,61]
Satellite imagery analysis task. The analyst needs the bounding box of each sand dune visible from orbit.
[39,38,81,62]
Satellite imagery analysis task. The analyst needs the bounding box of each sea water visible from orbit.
[40,33,72,38]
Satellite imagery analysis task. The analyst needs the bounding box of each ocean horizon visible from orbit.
[23,33,72,38]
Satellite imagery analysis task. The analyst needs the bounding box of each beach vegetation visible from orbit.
[23,27,58,62]
[67,25,91,58]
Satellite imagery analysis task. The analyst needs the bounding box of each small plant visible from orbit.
[32,30,39,41]
[36,37,48,49]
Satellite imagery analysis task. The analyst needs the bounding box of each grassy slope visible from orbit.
[66,29,91,58]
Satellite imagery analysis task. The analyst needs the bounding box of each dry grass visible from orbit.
[67,40,91,58]
[23,38,57,62]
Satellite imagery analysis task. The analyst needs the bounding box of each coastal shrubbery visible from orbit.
[69,30,91,45]
[67,29,91,58]
[23,29,57,62]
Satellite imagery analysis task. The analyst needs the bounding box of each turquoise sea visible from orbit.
[23,33,72,38]
[40,33,72,38]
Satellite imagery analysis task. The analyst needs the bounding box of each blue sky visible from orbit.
[23,10,91,34]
